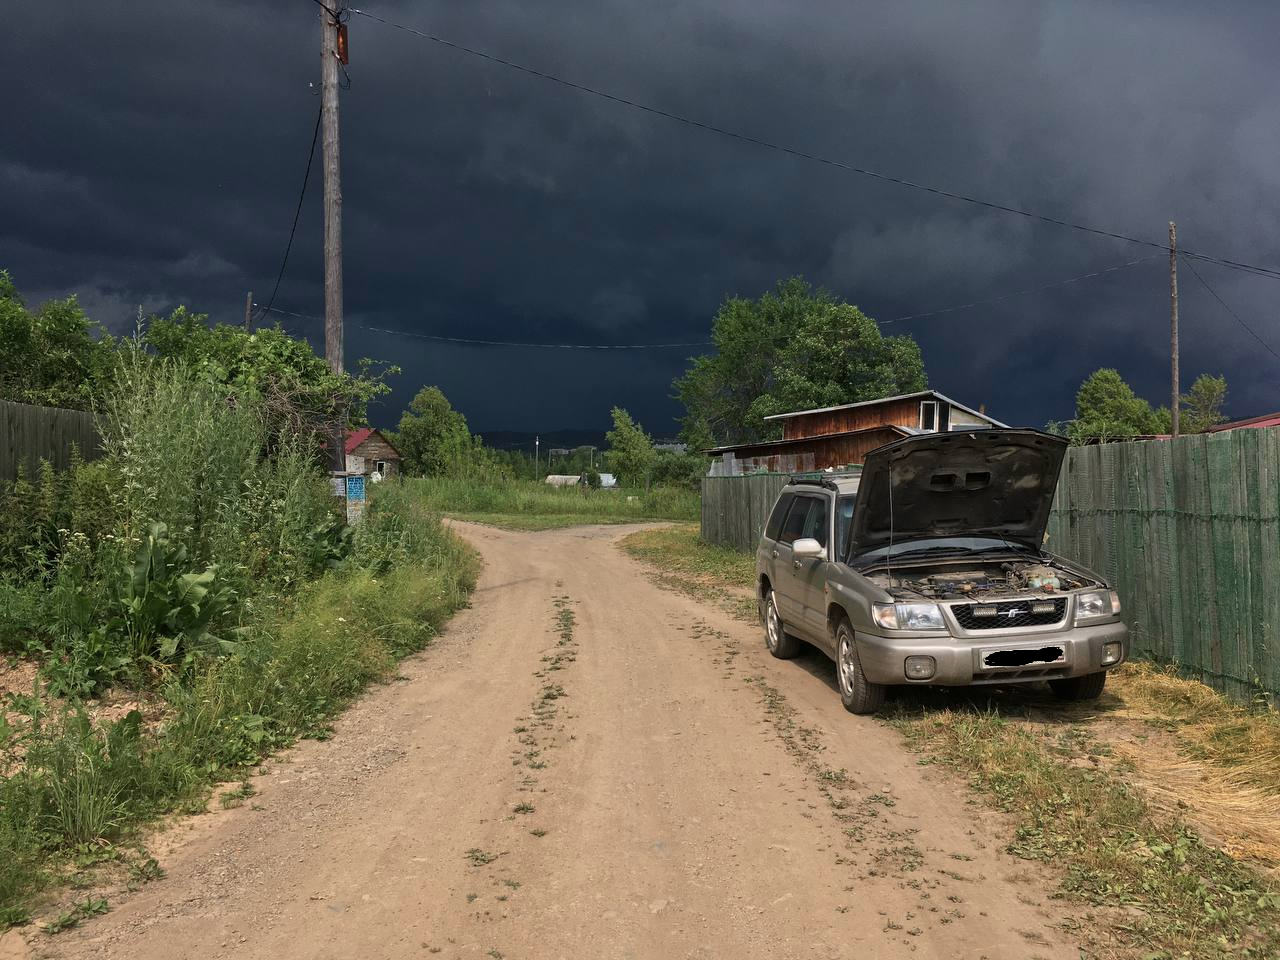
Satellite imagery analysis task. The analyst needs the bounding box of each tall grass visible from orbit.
[0,355,479,926]
[0,483,478,925]
[406,475,699,527]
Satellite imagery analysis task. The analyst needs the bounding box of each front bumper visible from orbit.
[856,620,1129,686]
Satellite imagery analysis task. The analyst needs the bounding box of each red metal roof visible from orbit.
[1207,412,1280,432]
[344,426,375,454]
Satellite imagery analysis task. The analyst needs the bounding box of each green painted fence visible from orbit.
[1046,429,1280,705]
[0,399,101,482]
[702,430,1280,704]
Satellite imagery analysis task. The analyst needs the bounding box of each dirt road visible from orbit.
[18,522,1077,960]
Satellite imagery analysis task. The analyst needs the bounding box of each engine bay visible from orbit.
[868,558,1102,601]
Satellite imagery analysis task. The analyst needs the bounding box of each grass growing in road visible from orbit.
[405,477,698,530]
[620,524,757,619]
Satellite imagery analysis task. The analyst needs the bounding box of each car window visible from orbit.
[764,493,795,541]
[777,497,812,545]
[800,497,829,548]
[835,495,856,557]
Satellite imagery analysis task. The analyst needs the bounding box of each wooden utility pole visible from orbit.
[1169,221,1180,438]
[320,2,346,471]
[320,2,344,378]
[243,291,253,332]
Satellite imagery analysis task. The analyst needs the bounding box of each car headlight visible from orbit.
[1075,590,1120,622]
[872,602,946,632]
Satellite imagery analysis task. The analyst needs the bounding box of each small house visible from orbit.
[707,390,1007,476]
[343,427,401,480]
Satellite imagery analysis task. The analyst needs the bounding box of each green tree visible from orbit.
[1068,368,1163,443]
[396,386,474,476]
[1181,374,1228,433]
[673,277,926,444]
[0,270,115,409]
[144,308,395,429]
[605,407,656,487]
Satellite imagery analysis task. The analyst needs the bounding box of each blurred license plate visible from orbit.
[981,646,1066,669]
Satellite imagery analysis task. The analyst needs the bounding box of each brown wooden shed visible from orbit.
[707,390,1007,475]
[343,427,402,479]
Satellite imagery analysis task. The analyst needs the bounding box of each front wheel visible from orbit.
[763,590,802,660]
[835,619,885,714]
[1049,671,1107,702]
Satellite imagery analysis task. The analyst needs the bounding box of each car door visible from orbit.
[759,491,795,608]
[770,495,813,624]
[793,495,833,649]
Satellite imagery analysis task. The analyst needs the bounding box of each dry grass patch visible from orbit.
[890,706,1280,959]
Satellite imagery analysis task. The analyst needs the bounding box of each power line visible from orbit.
[881,254,1162,325]
[1179,255,1280,364]
[258,103,323,321]
[256,305,711,349]
[260,254,1154,346]
[350,7,1280,283]
[307,0,339,20]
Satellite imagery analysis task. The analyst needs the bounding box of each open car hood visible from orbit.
[846,429,1068,557]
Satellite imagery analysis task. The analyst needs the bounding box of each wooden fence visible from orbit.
[701,474,792,552]
[702,429,1280,704]
[0,399,101,481]
[1046,429,1280,705]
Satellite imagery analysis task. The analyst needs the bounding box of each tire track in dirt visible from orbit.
[15,522,1076,960]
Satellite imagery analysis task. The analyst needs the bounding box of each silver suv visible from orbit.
[756,429,1128,714]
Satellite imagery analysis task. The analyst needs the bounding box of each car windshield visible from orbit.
[851,536,1035,564]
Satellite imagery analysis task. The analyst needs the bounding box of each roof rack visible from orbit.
[787,476,839,490]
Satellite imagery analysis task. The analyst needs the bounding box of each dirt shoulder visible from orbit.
[6,520,1087,960]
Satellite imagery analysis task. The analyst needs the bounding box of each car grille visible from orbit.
[951,597,1067,630]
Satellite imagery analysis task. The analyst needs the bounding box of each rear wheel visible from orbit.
[835,619,885,715]
[1049,671,1107,702]
[762,590,802,659]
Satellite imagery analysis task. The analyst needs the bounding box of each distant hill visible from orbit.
[476,429,609,452]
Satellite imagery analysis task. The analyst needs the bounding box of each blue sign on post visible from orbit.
[345,475,366,502]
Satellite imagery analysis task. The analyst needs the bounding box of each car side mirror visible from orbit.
[792,537,825,559]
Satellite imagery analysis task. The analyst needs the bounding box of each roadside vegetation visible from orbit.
[406,477,698,531]
[0,275,476,927]
[620,523,1280,959]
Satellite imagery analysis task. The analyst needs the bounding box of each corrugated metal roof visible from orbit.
[760,390,1008,428]
[1207,412,1280,432]
[708,423,912,455]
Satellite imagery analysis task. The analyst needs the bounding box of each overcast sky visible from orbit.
[4,0,1279,436]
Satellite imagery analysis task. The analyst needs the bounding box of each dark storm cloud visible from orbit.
[4,0,1279,435]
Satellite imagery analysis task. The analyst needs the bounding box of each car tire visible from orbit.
[834,618,885,715]
[762,590,802,660]
[1048,671,1107,702]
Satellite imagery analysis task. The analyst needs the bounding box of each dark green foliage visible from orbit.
[143,306,395,429]
[396,386,476,476]
[674,277,927,444]
[0,271,115,410]
[1068,368,1164,443]
[1068,368,1230,443]
[605,407,656,487]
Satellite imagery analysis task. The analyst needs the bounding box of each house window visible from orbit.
[375,460,387,475]
[919,401,950,432]
[920,401,936,431]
